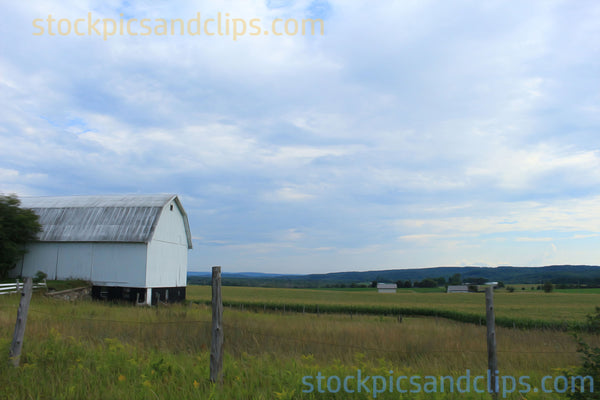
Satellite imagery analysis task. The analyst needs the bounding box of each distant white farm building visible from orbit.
[377,283,397,293]
[447,285,469,293]
[13,194,192,305]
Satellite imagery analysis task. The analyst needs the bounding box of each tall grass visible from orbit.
[0,292,597,399]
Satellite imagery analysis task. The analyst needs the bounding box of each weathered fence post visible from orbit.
[486,286,498,399]
[210,266,223,383]
[9,277,33,367]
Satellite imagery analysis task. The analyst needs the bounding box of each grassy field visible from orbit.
[187,285,600,328]
[0,287,598,399]
[316,287,447,293]
[554,288,600,294]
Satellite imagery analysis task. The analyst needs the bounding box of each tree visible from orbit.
[415,278,437,288]
[465,277,487,285]
[434,276,446,286]
[543,281,554,293]
[0,194,41,279]
[448,273,462,285]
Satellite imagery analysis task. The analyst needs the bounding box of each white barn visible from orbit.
[12,194,192,305]
[447,285,469,293]
[377,283,397,293]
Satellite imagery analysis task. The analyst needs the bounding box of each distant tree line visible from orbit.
[187,270,600,290]
[394,273,463,288]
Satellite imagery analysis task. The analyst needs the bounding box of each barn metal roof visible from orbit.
[20,194,193,249]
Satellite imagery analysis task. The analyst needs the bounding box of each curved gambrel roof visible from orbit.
[20,194,193,249]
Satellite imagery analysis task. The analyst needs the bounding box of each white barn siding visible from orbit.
[151,201,189,247]
[146,241,187,287]
[145,200,189,288]
[56,243,93,280]
[19,243,60,280]
[91,243,147,287]
[19,242,147,287]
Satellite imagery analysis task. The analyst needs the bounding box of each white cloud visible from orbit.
[2,0,600,272]
[270,187,315,202]
[516,237,554,242]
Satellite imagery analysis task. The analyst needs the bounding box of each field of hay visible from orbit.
[187,285,600,328]
[0,286,598,399]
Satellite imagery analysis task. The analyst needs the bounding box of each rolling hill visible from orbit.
[188,265,600,287]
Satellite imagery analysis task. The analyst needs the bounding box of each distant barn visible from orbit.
[13,194,192,305]
[377,283,397,293]
[447,285,469,293]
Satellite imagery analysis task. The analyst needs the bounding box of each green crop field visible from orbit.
[554,288,600,294]
[0,288,598,399]
[187,285,600,328]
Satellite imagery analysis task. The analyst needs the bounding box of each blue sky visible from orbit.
[1,1,599,274]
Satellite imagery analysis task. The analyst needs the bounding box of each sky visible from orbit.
[1,1,599,274]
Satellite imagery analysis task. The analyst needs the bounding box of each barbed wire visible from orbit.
[26,307,212,325]
[223,322,579,355]
[0,301,585,355]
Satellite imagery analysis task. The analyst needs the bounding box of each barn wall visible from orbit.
[151,200,189,247]
[91,243,147,287]
[16,243,60,280]
[146,241,187,287]
[15,242,147,287]
[56,243,93,279]
[145,201,188,288]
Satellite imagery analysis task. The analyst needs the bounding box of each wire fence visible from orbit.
[0,302,582,357]
[192,299,590,332]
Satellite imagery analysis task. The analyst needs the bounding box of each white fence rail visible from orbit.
[0,280,46,295]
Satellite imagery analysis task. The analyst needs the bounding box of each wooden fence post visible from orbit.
[210,266,223,383]
[486,286,498,399]
[9,277,33,367]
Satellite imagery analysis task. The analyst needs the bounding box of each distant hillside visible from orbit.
[303,265,600,284]
[188,265,600,287]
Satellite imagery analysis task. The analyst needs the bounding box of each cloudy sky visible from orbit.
[1,1,599,274]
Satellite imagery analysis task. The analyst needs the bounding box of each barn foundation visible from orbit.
[91,286,186,305]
